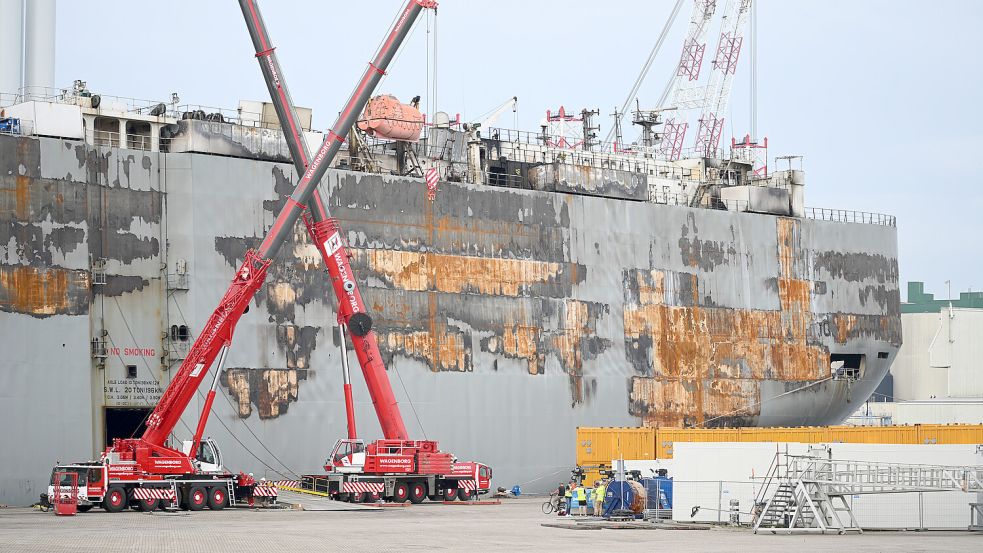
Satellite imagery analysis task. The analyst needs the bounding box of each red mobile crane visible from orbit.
[44,0,435,513]
[239,0,491,504]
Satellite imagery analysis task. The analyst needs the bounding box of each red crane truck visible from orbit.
[239,0,492,504]
[42,0,434,513]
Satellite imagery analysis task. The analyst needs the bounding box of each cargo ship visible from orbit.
[0,2,900,505]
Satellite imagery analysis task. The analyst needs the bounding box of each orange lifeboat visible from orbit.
[357,95,424,142]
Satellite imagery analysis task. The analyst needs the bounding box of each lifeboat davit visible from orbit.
[357,95,424,142]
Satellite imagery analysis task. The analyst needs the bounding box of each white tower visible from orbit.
[0,0,24,95]
[24,0,56,93]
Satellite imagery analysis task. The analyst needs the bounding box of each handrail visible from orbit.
[803,207,896,227]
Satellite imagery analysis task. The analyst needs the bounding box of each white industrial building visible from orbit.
[851,282,983,425]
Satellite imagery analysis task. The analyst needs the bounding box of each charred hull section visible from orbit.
[0,134,901,504]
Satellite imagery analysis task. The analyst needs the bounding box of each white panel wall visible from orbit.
[892,309,983,402]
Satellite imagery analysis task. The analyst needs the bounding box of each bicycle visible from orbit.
[542,491,562,515]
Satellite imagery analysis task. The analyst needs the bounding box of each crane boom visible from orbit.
[474,96,517,129]
[238,0,412,441]
[141,0,432,447]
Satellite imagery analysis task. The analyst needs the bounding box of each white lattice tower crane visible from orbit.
[657,0,718,160]
[693,0,753,157]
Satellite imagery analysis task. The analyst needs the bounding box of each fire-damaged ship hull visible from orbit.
[0,122,900,504]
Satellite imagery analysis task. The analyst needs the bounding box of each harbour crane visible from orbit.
[44,0,435,513]
[240,0,491,503]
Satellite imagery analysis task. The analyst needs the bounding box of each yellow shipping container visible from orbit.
[827,425,918,444]
[917,424,983,445]
[656,428,739,458]
[576,427,656,467]
[741,426,828,444]
[580,424,983,461]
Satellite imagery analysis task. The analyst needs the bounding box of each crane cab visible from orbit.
[180,438,225,474]
[325,439,366,473]
[44,463,106,510]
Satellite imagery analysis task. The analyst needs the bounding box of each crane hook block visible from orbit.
[349,312,373,337]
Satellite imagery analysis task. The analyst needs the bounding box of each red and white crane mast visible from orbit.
[657,0,718,160]
[693,0,753,157]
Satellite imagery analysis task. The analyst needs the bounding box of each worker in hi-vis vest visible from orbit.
[575,484,587,516]
[593,480,606,517]
[564,482,574,516]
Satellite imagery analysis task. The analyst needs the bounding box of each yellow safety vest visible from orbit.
[595,485,606,500]
[575,487,586,501]
[564,487,572,498]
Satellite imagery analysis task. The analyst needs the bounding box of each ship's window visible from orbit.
[126,121,152,150]
[178,325,190,341]
[93,117,119,147]
[126,365,137,379]
[170,325,178,341]
[877,352,889,359]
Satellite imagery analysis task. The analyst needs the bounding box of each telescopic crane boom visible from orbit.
[136,0,431,459]
[238,0,418,442]
[44,0,435,514]
[239,1,493,503]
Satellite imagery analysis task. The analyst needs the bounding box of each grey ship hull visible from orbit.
[0,134,900,505]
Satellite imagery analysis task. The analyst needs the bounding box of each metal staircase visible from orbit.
[753,448,983,535]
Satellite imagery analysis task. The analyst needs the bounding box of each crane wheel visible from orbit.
[187,486,207,511]
[442,488,458,502]
[102,486,127,513]
[392,482,410,503]
[137,497,159,512]
[457,488,472,502]
[207,487,228,510]
[408,482,427,504]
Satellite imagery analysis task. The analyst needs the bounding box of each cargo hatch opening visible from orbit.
[830,353,865,382]
[104,407,151,447]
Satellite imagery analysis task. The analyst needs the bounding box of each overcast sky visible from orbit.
[54,0,983,300]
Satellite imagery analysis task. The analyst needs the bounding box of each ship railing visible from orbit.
[0,91,20,108]
[483,172,526,189]
[651,190,750,212]
[86,129,173,152]
[11,85,173,114]
[486,126,648,156]
[176,104,266,128]
[804,207,896,227]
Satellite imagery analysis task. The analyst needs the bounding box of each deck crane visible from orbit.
[466,96,517,132]
[657,0,719,161]
[240,0,491,503]
[44,0,434,514]
[692,0,753,157]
